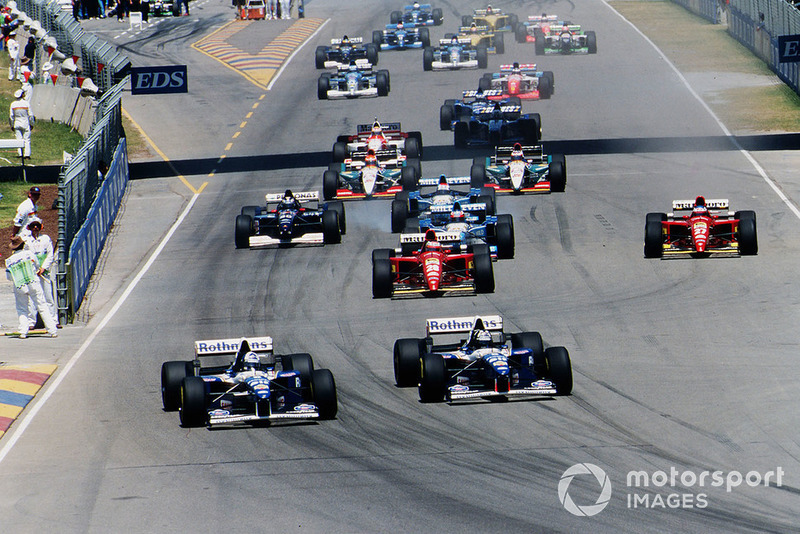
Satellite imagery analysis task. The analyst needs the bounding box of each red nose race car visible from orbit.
[644,197,758,258]
[372,230,494,298]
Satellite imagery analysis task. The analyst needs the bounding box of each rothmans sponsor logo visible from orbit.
[426,315,503,333]
[195,337,273,354]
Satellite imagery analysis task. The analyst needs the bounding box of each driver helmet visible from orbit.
[451,34,460,44]
[486,5,493,14]
[437,174,450,191]
[413,2,420,8]
[511,143,524,161]
[450,205,465,222]
[341,35,350,46]
[474,330,492,348]
[470,22,478,33]
[396,21,404,30]
[243,352,260,372]
[424,229,441,250]
[512,61,521,74]
[692,195,709,215]
[365,148,378,165]
[282,189,295,204]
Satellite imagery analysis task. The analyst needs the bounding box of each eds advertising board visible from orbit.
[778,34,800,63]
[131,65,188,94]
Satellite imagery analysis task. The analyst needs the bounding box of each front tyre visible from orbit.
[235,214,252,249]
[179,376,207,427]
[419,353,446,402]
[161,360,193,411]
[472,245,495,293]
[394,338,423,387]
[372,258,393,298]
[322,210,342,244]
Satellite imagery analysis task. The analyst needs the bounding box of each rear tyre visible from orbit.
[545,346,572,395]
[735,210,758,255]
[473,246,495,293]
[367,43,379,65]
[179,376,207,427]
[476,194,495,216]
[495,221,514,259]
[494,32,504,54]
[240,205,258,219]
[548,161,566,192]
[312,369,338,419]
[372,258,393,298]
[317,75,329,100]
[432,7,443,24]
[419,353,446,403]
[161,360,193,411]
[322,210,341,244]
[406,158,422,179]
[394,338,423,387]
[461,15,473,26]
[477,46,488,68]
[376,71,390,97]
[372,30,383,46]
[454,122,469,148]
[332,141,348,162]
[323,170,339,200]
[515,23,528,43]
[470,164,486,189]
[235,214,252,249]
[419,27,430,48]
[534,28,545,55]
[423,46,434,71]
[404,137,421,159]
[537,75,552,99]
[510,332,544,360]
[478,75,491,92]
[315,46,327,69]
[440,103,454,130]
[586,31,597,54]
[391,200,409,233]
[372,248,395,264]
[401,166,418,191]
[283,353,314,383]
[390,10,401,24]
[328,202,346,234]
[644,214,665,258]
[408,131,423,158]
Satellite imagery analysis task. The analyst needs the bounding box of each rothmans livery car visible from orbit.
[390,2,443,26]
[471,144,566,193]
[423,36,488,71]
[373,22,431,51]
[644,197,758,258]
[315,36,379,69]
[235,190,345,248]
[479,63,554,100]
[318,59,391,99]
[392,315,572,402]
[533,23,597,55]
[160,337,338,427]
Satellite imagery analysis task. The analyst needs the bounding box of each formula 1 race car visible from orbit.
[390,2,443,26]
[452,100,541,148]
[149,0,181,16]
[471,143,566,193]
[235,190,345,248]
[479,62,554,100]
[392,315,572,402]
[315,36,379,68]
[373,22,431,51]
[514,14,564,43]
[533,23,597,55]
[372,229,495,298]
[390,175,496,232]
[644,197,758,258]
[332,119,423,162]
[318,59,390,99]
[439,89,521,131]
[423,37,488,71]
[455,23,505,54]
[324,148,421,200]
[462,5,518,33]
[413,201,515,259]
[160,337,338,427]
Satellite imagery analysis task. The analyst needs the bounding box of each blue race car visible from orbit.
[423,36,488,71]
[390,175,496,232]
[161,337,338,427]
[315,36,379,69]
[235,190,345,248]
[440,89,521,130]
[318,59,390,99]
[373,21,431,50]
[452,100,541,148]
[392,315,573,402]
[390,2,443,26]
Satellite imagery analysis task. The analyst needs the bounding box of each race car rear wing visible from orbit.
[356,121,402,134]
[426,315,504,336]
[475,104,522,115]
[427,202,486,214]
[528,15,559,23]
[418,175,471,187]
[330,36,363,45]
[194,337,273,356]
[400,231,462,244]
[265,191,320,203]
[405,3,432,9]
[672,199,729,211]
[463,89,504,99]
[438,37,473,46]
[458,25,490,33]
[499,63,538,72]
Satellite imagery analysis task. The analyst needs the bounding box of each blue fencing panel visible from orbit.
[69,138,129,313]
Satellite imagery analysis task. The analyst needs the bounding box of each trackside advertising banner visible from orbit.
[130,65,188,95]
[69,138,129,315]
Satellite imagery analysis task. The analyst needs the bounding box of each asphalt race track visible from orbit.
[1,0,799,531]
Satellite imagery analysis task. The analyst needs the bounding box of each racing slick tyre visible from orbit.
[462,15,473,27]
[394,338,424,387]
[179,376,207,428]
[476,46,488,69]
[470,164,486,189]
[586,31,597,54]
[534,28,545,55]
[511,332,545,367]
[644,213,666,258]
[372,248,395,264]
[497,213,514,233]
[440,103,455,130]
[432,7,443,24]
[161,360,193,411]
[480,186,496,207]
[327,201,346,234]
[312,369,338,420]
[495,221,514,259]
[494,32,505,54]
[235,214,253,249]
[544,71,555,94]
[332,141,348,162]
[328,162,341,173]
[390,10,401,24]
[423,46,434,71]
[419,353,446,403]
[404,137,421,160]
[323,170,339,201]
[317,75,329,100]
[406,158,422,179]
[402,217,420,237]
[545,346,573,395]
[515,23,528,43]
[284,353,315,383]
[509,14,519,27]
[372,258,393,298]
[408,131,424,158]
[472,244,495,293]
[478,75,491,92]
[315,46,327,69]
[372,30,383,46]
[548,161,566,193]
[367,43,379,65]
[735,210,758,255]
[476,195,495,216]
[401,166,418,192]
[241,205,259,219]
[537,74,552,99]
[550,153,566,174]
[454,121,469,148]
[419,27,431,48]
[322,210,342,244]
[391,200,409,233]
[376,71,390,97]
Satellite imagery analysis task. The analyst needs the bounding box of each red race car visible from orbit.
[479,62,553,100]
[372,230,494,297]
[644,197,758,258]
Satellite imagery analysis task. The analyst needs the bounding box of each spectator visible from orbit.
[280,0,290,18]
[19,36,34,69]
[7,36,19,81]
[9,89,34,159]
[141,0,149,22]
[117,0,130,21]
[12,186,40,240]
[22,217,58,327]
[177,0,189,16]
[73,0,82,21]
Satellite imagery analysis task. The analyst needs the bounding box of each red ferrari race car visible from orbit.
[644,197,758,258]
[479,62,554,100]
[372,229,494,298]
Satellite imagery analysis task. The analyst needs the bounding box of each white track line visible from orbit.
[267,18,330,90]
[603,0,800,221]
[0,192,201,465]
